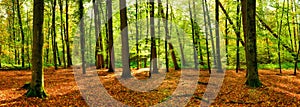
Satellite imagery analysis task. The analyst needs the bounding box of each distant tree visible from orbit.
[243,0,262,87]
[26,0,48,98]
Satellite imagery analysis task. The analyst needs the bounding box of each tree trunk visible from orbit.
[204,0,217,67]
[278,0,286,74]
[236,0,241,73]
[188,0,199,70]
[26,0,48,98]
[164,0,169,72]
[52,0,58,70]
[244,0,262,87]
[202,0,211,73]
[79,0,86,74]
[65,0,72,67]
[215,0,223,72]
[225,14,229,66]
[287,0,293,52]
[120,0,132,78]
[135,0,139,69]
[16,0,25,68]
[193,0,203,65]
[150,0,158,73]
[59,0,66,68]
[107,0,115,72]
[56,42,61,66]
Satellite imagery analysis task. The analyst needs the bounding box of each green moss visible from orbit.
[245,79,262,88]
[25,86,48,99]
[21,82,31,90]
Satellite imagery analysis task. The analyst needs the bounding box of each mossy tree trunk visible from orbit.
[26,0,48,98]
[243,0,262,88]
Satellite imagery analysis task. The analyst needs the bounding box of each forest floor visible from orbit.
[1,68,300,106]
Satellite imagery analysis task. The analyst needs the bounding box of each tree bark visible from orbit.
[107,0,115,72]
[26,0,48,98]
[150,0,158,73]
[120,0,132,78]
[204,0,217,67]
[52,0,58,70]
[236,0,241,73]
[189,0,199,70]
[65,0,72,67]
[202,0,211,73]
[135,0,139,69]
[244,0,262,87]
[16,0,25,67]
[79,0,86,74]
[59,0,66,68]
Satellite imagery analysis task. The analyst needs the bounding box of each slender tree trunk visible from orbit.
[16,0,25,67]
[99,0,105,69]
[120,0,132,78]
[107,0,115,72]
[46,28,51,64]
[26,0,47,98]
[59,0,66,68]
[56,42,61,66]
[189,0,199,70]
[236,0,241,73]
[202,0,211,73]
[150,0,158,74]
[287,0,293,52]
[225,15,229,66]
[65,0,72,67]
[93,0,103,69]
[52,0,58,70]
[215,0,223,72]
[293,0,299,75]
[294,39,299,75]
[79,0,86,74]
[292,0,297,53]
[164,0,169,72]
[193,0,203,65]
[244,0,261,87]
[26,10,31,69]
[135,0,139,69]
[278,0,286,74]
[12,0,17,65]
[204,0,217,67]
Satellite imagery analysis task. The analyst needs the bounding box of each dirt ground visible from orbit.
[0,68,300,106]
